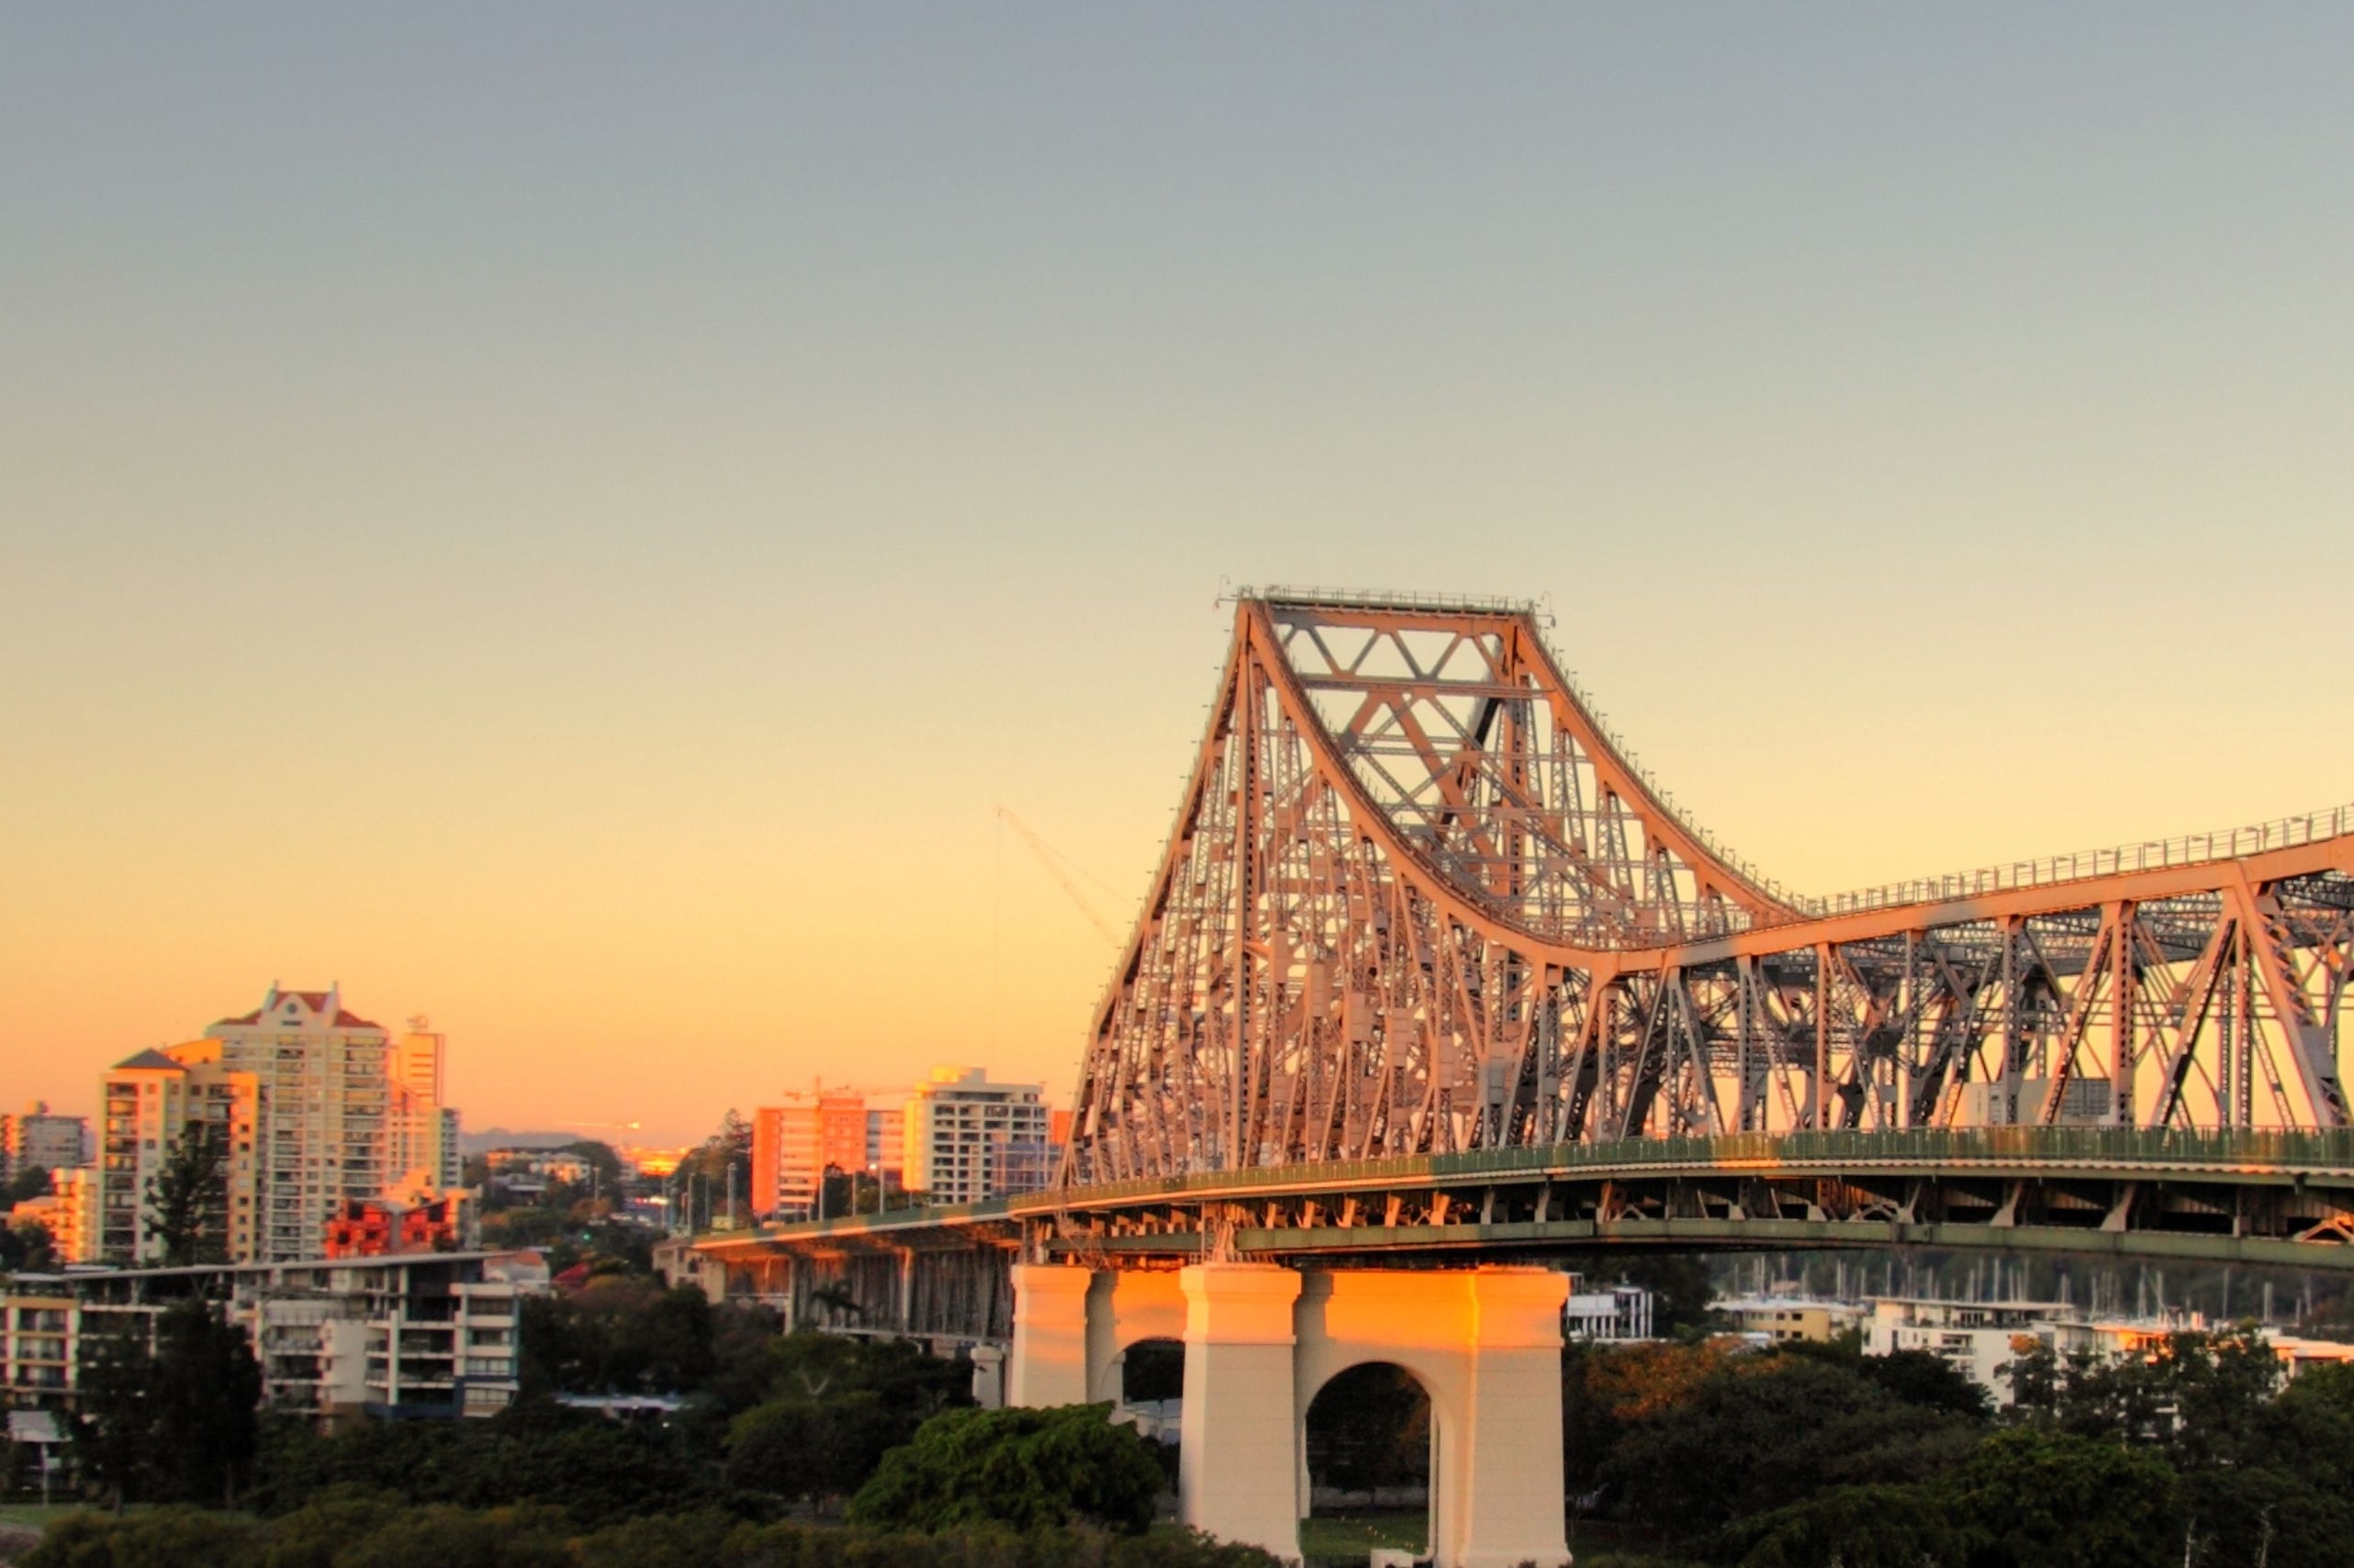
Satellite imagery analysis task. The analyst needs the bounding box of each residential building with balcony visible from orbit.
[96,1042,266,1264]
[900,1066,1051,1206]
[1,1249,547,1422]
[752,1092,871,1218]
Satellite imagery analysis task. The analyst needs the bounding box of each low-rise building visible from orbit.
[1717,1294,1867,1345]
[321,1194,475,1259]
[1866,1295,2354,1405]
[1564,1277,1654,1340]
[2,1249,547,1422]
[1863,1297,2099,1401]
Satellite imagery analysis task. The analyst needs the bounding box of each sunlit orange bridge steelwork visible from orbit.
[691,588,2354,1567]
[1071,587,2354,1170]
[695,588,2354,1326]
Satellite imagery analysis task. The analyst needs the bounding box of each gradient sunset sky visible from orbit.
[6,6,2352,1144]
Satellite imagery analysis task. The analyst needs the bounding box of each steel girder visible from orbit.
[1063,592,2354,1183]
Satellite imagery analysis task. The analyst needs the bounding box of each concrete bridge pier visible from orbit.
[1007,1261,1571,1568]
[1006,1262,1092,1406]
[1180,1263,1305,1556]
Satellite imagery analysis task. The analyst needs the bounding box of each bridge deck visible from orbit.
[695,1127,2354,1277]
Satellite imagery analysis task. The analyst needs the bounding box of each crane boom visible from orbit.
[996,806,1121,946]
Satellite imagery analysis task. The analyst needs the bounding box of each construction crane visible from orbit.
[996,805,1122,946]
[775,1077,905,1102]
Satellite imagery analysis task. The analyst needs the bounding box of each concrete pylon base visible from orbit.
[1006,1263,1092,1407]
[1180,1262,1304,1561]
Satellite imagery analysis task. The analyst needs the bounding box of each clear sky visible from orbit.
[6,6,2351,1145]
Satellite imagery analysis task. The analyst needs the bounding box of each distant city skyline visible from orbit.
[7,6,2353,1140]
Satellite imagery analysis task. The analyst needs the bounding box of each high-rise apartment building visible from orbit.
[387,1018,462,1201]
[900,1066,1051,1206]
[2,1103,90,1182]
[7,1166,98,1264]
[749,1093,913,1220]
[203,987,398,1261]
[751,1092,869,1219]
[98,1041,266,1264]
[95,986,465,1265]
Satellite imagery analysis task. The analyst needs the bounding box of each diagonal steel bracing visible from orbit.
[1064,590,2354,1183]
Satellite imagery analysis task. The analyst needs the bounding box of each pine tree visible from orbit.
[145,1122,228,1266]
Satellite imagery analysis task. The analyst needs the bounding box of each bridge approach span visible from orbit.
[690,1126,2354,1345]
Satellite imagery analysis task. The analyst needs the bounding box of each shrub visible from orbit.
[22,1506,259,1568]
[255,1490,405,1568]
[571,1508,745,1568]
[847,1406,1168,1535]
[328,1503,572,1568]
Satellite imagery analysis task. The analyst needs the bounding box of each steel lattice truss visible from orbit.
[1063,591,2354,1183]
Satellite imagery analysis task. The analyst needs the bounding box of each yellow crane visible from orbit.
[996,805,1121,946]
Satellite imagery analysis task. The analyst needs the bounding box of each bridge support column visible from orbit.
[1451,1269,1570,1568]
[1006,1264,1093,1407]
[1180,1262,1303,1561]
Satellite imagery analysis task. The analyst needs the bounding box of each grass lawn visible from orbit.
[1298,1509,1428,1562]
[0,1504,81,1529]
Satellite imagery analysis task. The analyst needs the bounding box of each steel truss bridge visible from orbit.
[696,590,2354,1327]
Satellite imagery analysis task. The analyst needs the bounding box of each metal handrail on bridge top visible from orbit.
[1797,801,2354,920]
[1041,1126,2354,1213]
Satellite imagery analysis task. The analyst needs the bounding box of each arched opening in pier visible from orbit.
[1115,1337,1186,1486]
[1118,1337,1185,1406]
[1303,1361,1432,1565]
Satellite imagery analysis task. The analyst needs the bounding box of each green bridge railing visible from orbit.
[721,1126,2354,1246]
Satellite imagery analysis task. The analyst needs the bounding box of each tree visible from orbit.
[248,1403,713,1529]
[559,1140,625,1193]
[1,1217,58,1273]
[68,1298,262,1508]
[1601,1351,1978,1535]
[675,1111,755,1230]
[18,1505,260,1567]
[2156,1325,2281,1472]
[5,1164,54,1205]
[145,1123,228,1266]
[69,1316,159,1510]
[847,1404,1166,1534]
[1859,1347,1996,1423]
[724,1399,822,1501]
[1571,1254,1715,1335]
[1722,1482,1965,1568]
[148,1297,263,1504]
[2177,1464,2352,1568]
[518,1280,716,1394]
[1946,1428,2179,1568]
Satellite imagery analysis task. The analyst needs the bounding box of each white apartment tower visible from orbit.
[202,987,397,1261]
[900,1066,1050,1206]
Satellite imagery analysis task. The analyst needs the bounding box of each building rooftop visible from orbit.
[212,985,384,1032]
